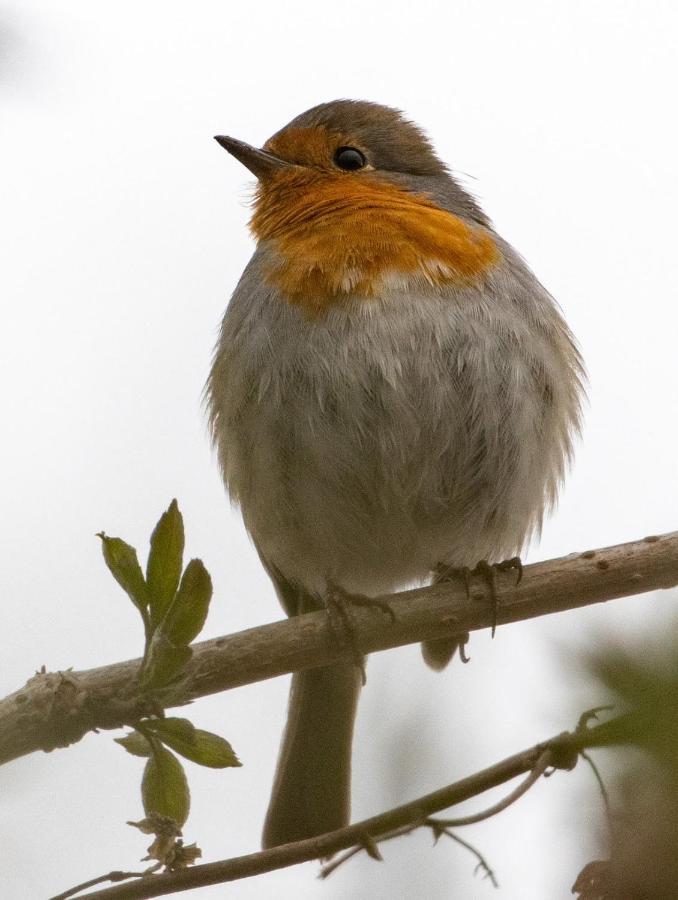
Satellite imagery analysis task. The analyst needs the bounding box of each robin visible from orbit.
[207,100,584,849]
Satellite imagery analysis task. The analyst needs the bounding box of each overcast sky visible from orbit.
[2,2,678,898]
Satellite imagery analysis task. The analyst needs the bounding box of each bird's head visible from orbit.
[215,100,498,313]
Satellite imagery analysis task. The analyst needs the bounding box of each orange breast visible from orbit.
[250,170,498,315]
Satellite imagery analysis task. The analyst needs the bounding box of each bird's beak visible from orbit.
[214,135,292,180]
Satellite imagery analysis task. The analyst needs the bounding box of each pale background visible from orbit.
[2,1,678,898]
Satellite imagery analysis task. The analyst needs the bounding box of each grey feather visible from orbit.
[208,239,583,598]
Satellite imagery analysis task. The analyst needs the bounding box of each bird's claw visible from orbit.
[495,555,523,584]
[435,556,523,638]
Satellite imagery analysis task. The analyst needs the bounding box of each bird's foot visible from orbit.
[435,556,523,638]
[325,583,396,685]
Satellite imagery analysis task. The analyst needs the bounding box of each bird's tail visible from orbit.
[262,660,362,848]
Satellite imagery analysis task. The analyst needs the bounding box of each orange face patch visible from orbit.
[264,126,359,169]
[250,164,499,315]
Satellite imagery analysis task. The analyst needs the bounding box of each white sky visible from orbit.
[2,1,678,898]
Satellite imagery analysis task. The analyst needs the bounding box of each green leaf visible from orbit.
[146,499,184,629]
[141,640,193,690]
[147,717,196,742]
[162,559,212,646]
[141,743,190,826]
[115,730,152,757]
[97,533,148,613]
[145,718,241,768]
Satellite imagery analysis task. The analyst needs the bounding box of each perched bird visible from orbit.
[207,100,584,849]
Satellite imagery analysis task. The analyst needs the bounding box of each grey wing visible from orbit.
[253,540,320,617]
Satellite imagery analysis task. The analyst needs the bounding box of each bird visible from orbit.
[207,100,584,850]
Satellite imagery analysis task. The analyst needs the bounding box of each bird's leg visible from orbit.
[324,582,396,685]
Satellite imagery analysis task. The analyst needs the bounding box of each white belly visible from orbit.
[208,252,581,596]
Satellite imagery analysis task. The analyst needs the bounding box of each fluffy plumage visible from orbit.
[207,99,584,848]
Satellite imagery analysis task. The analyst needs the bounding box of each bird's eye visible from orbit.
[333,146,367,171]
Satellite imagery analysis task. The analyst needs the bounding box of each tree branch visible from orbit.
[54,716,612,899]
[3,531,677,766]
[429,749,553,827]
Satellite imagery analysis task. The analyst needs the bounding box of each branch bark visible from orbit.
[2,531,677,767]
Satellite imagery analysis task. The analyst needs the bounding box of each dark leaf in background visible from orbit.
[592,648,678,769]
[574,631,678,898]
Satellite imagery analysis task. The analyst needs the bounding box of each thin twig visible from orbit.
[443,831,499,888]
[430,749,552,827]
[318,844,364,878]
[64,715,622,898]
[50,871,148,900]
[319,821,423,878]
[2,530,677,767]
[320,817,501,888]
[581,749,613,843]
